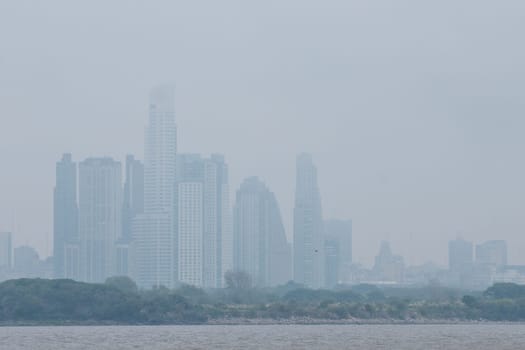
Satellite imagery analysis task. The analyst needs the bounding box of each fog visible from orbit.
[1,0,524,267]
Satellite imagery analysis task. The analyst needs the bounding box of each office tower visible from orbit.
[119,155,144,277]
[64,242,80,280]
[115,241,131,276]
[78,157,122,283]
[0,232,12,268]
[373,241,405,283]
[122,155,144,242]
[293,153,324,288]
[233,177,292,287]
[132,213,173,287]
[144,85,177,213]
[175,154,231,288]
[324,219,352,287]
[53,153,78,278]
[476,240,507,267]
[133,86,177,289]
[323,239,339,288]
[448,238,474,272]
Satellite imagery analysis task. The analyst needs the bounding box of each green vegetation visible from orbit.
[0,278,206,324]
[1,278,524,324]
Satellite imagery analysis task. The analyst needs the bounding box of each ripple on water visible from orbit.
[1,324,525,350]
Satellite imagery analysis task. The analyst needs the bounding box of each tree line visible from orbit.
[1,275,525,324]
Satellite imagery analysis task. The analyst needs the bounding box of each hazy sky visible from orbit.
[1,0,524,267]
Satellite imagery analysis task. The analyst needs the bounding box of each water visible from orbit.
[1,324,524,349]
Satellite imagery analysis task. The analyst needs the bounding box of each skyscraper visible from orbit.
[119,155,144,276]
[78,157,122,283]
[373,241,405,283]
[175,154,231,288]
[233,177,292,287]
[324,219,352,287]
[132,86,177,288]
[144,86,177,213]
[53,153,78,279]
[448,238,474,272]
[476,240,507,267]
[293,153,324,288]
[122,155,144,242]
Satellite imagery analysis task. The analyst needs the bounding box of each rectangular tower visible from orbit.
[122,155,144,242]
[175,154,230,288]
[53,153,78,278]
[78,157,122,283]
[132,86,177,289]
[293,153,324,289]
[234,177,292,287]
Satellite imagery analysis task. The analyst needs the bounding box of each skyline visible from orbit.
[1,84,524,268]
[1,87,524,268]
[2,1,525,268]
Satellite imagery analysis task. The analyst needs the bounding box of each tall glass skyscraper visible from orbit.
[78,157,122,283]
[293,153,324,288]
[144,86,177,213]
[175,154,231,288]
[324,219,352,287]
[122,155,144,242]
[118,155,144,276]
[234,177,292,287]
[132,86,178,288]
[53,153,78,278]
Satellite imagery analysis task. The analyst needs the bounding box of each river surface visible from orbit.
[1,324,524,349]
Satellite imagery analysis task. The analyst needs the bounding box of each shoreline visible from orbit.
[1,318,523,327]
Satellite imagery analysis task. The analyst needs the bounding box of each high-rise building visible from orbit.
[64,242,80,280]
[115,241,131,277]
[448,238,474,272]
[175,154,231,288]
[0,232,12,269]
[233,177,292,287]
[78,157,122,283]
[53,153,78,278]
[119,155,144,277]
[132,213,173,288]
[132,86,177,289]
[476,240,507,267]
[373,241,405,283]
[293,153,324,288]
[324,219,352,287]
[144,86,177,213]
[122,155,144,242]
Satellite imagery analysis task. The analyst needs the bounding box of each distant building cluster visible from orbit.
[446,238,523,289]
[2,86,523,291]
[0,232,53,280]
[18,85,353,290]
[337,238,525,290]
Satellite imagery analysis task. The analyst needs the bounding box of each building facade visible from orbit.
[449,238,474,272]
[132,86,178,288]
[476,240,507,267]
[53,153,78,278]
[373,241,405,283]
[175,154,231,288]
[293,153,324,288]
[122,155,144,242]
[233,177,292,287]
[324,219,352,287]
[78,157,122,283]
